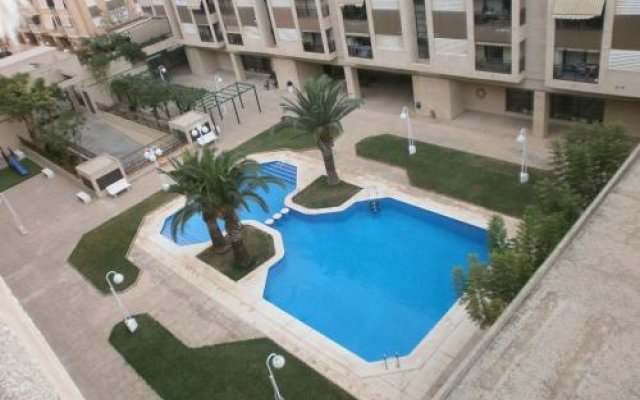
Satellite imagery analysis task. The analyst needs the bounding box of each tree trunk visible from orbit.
[202,211,228,252]
[224,213,250,268]
[318,139,340,185]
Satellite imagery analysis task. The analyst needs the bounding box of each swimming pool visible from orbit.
[161,162,488,362]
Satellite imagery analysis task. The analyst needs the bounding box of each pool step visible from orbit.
[261,162,297,185]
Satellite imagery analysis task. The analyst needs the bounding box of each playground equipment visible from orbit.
[1,147,28,176]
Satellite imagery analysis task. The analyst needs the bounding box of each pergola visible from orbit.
[194,82,262,125]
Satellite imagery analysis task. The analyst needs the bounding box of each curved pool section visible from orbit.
[161,162,297,245]
[263,199,487,362]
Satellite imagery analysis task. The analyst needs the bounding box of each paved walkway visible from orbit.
[0,151,261,400]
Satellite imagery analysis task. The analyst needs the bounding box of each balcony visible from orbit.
[303,42,324,53]
[296,6,318,18]
[474,10,511,27]
[553,64,600,84]
[347,45,372,58]
[475,59,512,73]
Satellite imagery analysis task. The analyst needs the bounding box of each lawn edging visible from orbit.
[291,176,362,209]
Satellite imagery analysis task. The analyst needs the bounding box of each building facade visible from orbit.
[40,0,640,137]
[17,0,143,48]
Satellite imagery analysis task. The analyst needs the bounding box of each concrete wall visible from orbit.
[118,18,172,44]
[272,57,298,88]
[185,47,234,76]
[412,75,465,120]
[463,84,506,114]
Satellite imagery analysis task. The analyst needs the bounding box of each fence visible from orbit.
[118,132,184,175]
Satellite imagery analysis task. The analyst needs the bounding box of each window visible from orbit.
[506,89,533,114]
[519,40,526,73]
[302,32,324,53]
[326,28,335,52]
[46,0,55,9]
[198,25,214,42]
[227,33,243,45]
[342,4,367,20]
[553,50,600,83]
[213,22,222,42]
[346,36,372,58]
[414,0,429,59]
[205,0,216,12]
[556,16,603,30]
[241,55,272,74]
[550,94,604,122]
[296,0,318,18]
[219,0,234,14]
[193,2,206,15]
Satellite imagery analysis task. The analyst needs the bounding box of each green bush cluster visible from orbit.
[110,74,206,120]
[453,123,632,328]
[76,34,146,81]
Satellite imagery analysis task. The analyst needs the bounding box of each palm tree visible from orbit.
[164,150,228,252]
[164,149,282,267]
[279,75,362,185]
[211,151,283,267]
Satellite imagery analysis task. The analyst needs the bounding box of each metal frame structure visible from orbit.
[194,82,262,125]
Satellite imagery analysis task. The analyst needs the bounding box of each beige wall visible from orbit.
[605,99,640,137]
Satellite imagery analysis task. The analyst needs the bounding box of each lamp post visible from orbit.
[400,106,416,155]
[517,127,529,184]
[143,146,167,190]
[214,74,223,91]
[266,353,286,400]
[158,65,167,81]
[105,271,138,333]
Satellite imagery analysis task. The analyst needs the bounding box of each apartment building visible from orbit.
[118,0,640,136]
[17,0,143,49]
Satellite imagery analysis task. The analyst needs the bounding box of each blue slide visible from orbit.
[1,148,28,176]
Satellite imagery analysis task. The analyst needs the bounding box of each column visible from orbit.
[230,53,246,82]
[343,66,361,98]
[533,90,549,137]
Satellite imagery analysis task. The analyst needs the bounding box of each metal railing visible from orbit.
[553,65,600,83]
[347,45,373,58]
[475,59,512,73]
[119,133,184,175]
[303,42,324,53]
[474,11,512,27]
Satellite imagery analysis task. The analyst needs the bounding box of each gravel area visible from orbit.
[0,321,57,400]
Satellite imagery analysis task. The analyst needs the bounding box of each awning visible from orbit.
[187,0,202,10]
[553,0,606,20]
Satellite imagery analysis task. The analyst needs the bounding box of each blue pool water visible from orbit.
[161,162,488,362]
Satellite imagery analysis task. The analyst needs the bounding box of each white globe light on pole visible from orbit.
[143,146,165,189]
[400,106,417,155]
[105,270,138,333]
[266,353,286,400]
[158,65,167,81]
[517,128,529,184]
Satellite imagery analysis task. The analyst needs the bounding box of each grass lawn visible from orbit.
[231,123,316,157]
[197,225,275,281]
[0,158,41,192]
[68,191,176,293]
[356,134,546,216]
[293,176,362,209]
[110,314,355,400]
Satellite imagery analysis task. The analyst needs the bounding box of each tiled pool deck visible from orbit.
[131,151,519,400]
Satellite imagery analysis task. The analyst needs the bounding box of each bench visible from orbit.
[106,179,131,197]
[76,191,92,204]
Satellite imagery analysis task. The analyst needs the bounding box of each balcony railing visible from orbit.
[474,11,512,27]
[296,6,318,18]
[303,42,324,53]
[343,19,369,35]
[475,59,512,73]
[553,64,599,84]
[347,45,372,58]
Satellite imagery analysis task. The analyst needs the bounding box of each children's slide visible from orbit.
[1,148,28,176]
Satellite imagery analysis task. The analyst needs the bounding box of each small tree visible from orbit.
[279,75,362,185]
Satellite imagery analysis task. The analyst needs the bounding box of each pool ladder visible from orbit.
[382,352,401,370]
[368,186,380,214]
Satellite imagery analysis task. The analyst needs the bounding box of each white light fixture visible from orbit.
[191,128,199,138]
[400,106,416,155]
[106,271,138,333]
[266,353,286,400]
[200,125,210,134]
[517,128,529,184]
